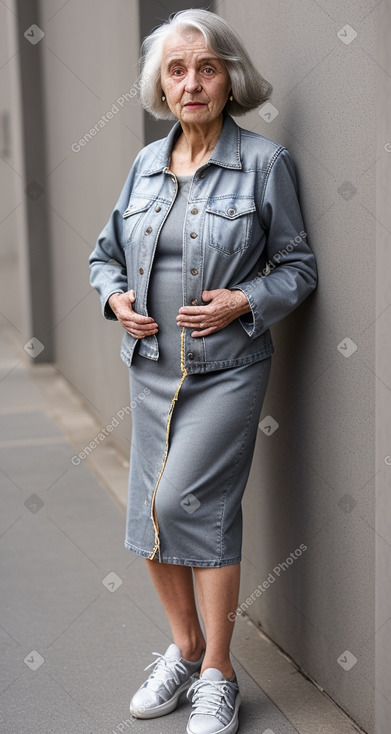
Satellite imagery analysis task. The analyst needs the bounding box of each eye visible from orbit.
[202,67,215,75]
[171,67,185,76]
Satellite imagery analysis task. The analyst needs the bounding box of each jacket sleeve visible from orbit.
[232,146,318,339]
[88,153,141,320]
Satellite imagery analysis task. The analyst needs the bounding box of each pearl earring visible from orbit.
[229,94,233,101]
[162,94,166,102]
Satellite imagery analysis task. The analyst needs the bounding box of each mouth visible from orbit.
[184,102,207,109]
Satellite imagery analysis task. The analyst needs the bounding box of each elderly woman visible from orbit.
[89,8,317,734]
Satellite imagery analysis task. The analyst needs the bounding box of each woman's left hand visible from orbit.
[176,289,251,337]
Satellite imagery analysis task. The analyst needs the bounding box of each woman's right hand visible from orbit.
[108,290,158,339]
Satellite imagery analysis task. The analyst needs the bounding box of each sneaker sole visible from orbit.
[130,678,192,719]
[186,692,241,734]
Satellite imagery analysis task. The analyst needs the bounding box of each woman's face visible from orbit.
[160,29,231,126]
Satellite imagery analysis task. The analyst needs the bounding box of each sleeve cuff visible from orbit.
[231,285,262,338]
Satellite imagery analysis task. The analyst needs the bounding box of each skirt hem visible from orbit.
[124,540,241,568]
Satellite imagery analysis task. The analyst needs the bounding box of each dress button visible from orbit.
[191,208,198,215]
[199,172,206,179]
[139,267,144,275]
[227,207,236,216]
[191,299,198,305]
[190,232,198,239]
[145,227,152,234]
[155,205,161,212]
[190,268,198,276]
[188,352,195,360]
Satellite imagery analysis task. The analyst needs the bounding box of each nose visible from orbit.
[184,69,202,93]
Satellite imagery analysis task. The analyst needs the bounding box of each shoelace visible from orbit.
[143,652,189,694]
[188,677,235,720]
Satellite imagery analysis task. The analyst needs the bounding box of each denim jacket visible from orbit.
[89,113,317,374]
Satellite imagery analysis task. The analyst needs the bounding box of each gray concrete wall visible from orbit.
[375,2,391,732]
[217,1,376,731]
[0,1,23,337]
[38,0,144,453]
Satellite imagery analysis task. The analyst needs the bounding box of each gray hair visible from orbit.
[139,9,273,119]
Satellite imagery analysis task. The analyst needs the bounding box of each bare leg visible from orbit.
[145,559,240,678]
[145,559,205,662]
[193,564,240,679]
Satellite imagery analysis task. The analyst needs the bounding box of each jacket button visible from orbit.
[139,267,144,274]
[191,298,198,305]
[191,208,198,215]
[190,232,198,239]
[155,205,161,212]
[227,207,236,216]
[199,172,206,179]
[187,352,195,360]
[190,268,198,276]
[145,227,152,234]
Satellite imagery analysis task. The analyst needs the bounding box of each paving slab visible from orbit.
[0,324,364,734]
[0,330,301,734]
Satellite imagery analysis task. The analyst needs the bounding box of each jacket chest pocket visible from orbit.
[122,198,154,247]
[205,196,256,256]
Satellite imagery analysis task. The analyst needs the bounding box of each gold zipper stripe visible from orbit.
[148,326,188,561]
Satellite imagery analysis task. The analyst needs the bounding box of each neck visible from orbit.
[176,115,224,164]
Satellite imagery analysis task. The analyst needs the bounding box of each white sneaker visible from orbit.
[129,643,204,719]
[187,668,241,734]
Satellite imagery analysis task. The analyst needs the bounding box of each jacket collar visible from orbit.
[140,112,242,176]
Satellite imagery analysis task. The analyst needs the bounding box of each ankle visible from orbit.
[176,639,205,663]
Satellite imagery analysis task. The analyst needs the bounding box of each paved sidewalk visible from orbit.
[0,321,301,734]
[0,320,363,734]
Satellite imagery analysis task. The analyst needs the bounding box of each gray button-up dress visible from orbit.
[124,175,271,567]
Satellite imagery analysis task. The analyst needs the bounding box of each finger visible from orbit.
[120,319,157,332]
[176,310,214,326]
[178,312,208,324]
[176,317,211,328]
[201,291,212,302]
[202,289,219,301]
[117,291,136,308]
[191,326,217,338]
[123,312,157,325]
[132,323,158,332]
[177,306,210,316]
[120,314,158,328]
[126,326,158,338]
[124,322,158,333]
